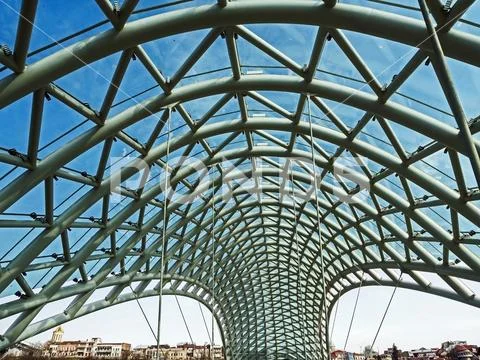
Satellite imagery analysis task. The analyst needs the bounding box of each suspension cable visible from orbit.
[199,302,213,344]
[33,267,53,289]
[156,108,172,360]
[0,228,35,262]
[343,273,364,352]
[174,295,195,344]
[367,272,403,358]
[128,285,158,341]
[1,180,87,264]
[329,295,340,343]
[0,165,17,182]
[126,284,168,359]
[306,94,330,359]
[209,168,216,360]
[290,164,308,359]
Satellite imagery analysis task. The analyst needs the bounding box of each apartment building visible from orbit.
[131,343,224,360]
[43,327,131,359]
[331,350,366,360]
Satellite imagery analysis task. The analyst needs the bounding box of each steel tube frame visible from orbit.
[1,76,476,214]
[1,2,480,359]
[1,2,480,108]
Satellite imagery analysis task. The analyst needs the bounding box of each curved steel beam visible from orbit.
[1,2,480,108]
[1,146,477,313]
[1,110,477,294]
[4,288,229,353]
[2,76,475,216]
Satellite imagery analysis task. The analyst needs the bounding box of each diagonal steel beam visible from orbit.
[13,0,38,72]
[418,0,480,188]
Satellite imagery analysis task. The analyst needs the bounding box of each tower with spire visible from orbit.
[51,326,64,343]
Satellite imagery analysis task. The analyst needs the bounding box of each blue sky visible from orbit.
[0,0,480,353]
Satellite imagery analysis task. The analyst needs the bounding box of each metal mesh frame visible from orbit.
[0,1,479,359]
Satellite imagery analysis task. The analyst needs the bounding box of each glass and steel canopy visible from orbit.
[0,1,479,359]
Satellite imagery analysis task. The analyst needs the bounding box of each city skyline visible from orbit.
[1,286,477,352]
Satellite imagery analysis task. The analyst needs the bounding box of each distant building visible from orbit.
[331,349,365,360]
[441,342,469,352]
[131,344,170,360]
[131,343,224,360]
[51,327,64,343]
[410,347,439,360]
[95,342,132,359]
[43,328,131,358]
[330,342,479,360]
[383,345,405,360]
[2,342,42,358]
[44,340,82,358]
[76,337,101,357]
[437,341,478,360]
[212,345,224,360]
[366,350,379,360]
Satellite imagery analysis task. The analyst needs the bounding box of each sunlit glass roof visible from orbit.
[0,0,479,358]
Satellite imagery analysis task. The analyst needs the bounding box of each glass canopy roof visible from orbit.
[0,0,479,359]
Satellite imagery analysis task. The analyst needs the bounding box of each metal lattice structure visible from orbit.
[0,0,480,359]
